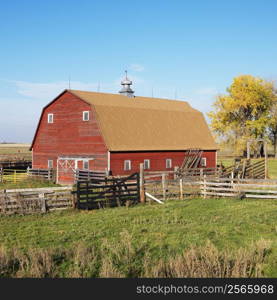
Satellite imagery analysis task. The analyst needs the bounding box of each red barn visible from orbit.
[30,81,217,184]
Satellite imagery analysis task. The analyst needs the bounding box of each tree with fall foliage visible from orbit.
[208,75,277,156]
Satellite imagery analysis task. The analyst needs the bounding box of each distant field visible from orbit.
[0,144,31,160]
[0,143,30,148]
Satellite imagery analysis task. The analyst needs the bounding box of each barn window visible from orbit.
[47,113,53,123]
[83,111,89,121]
[201,157,207,167]
[124,160,131,171]
[166,158,172,169]
[83,160,89,170]
[143,159,150,170]
[48,160,53,168]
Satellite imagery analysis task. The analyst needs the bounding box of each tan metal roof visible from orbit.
[70,90,217,151]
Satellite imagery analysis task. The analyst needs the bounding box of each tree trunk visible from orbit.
[274,133,277,159]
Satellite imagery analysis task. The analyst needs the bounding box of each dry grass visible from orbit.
[0,233,272,278]
[144,239,271,278]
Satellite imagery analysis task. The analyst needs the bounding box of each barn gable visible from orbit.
[31,91,108,174]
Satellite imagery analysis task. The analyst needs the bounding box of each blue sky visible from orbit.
[0,0,277,142]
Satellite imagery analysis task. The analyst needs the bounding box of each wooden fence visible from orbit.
[144,171,200,201]
[74,169,107,182]
[219,159,266,179]
[27,168,54,181]
[0,186,74,215]
[76,173,140,209]
[201,176,277,199]
[0,168,28,183]
[175,167,219,178]
[142,167,277,202]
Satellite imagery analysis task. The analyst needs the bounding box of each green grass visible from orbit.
[0,178,61,190]
[0,198,276,277]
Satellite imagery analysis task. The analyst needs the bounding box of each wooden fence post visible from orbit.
[174,166,178,180]
[203,174,207,199]
[39,193,46,213]
[162,173,166,201]
[179,178,183,200]
[0,168,2,183]
[231,171,234,185]
[264,141,268,179]
[139,163,145,203]
[200,168,203,179]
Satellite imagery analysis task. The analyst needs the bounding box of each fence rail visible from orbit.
[0,186,74,215]
[142,168,277,201]
[27,168,54,181]
[0,169,28,183]
[201,176,277,199]
[74,169,107,182]
[143,171,201,201]
[0,168,55,183]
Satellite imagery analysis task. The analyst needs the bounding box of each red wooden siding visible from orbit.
[110,150,216,176]
[32,91,108,183]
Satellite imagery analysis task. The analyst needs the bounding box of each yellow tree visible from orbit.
[208,75,277,156]
[268,91,277,158]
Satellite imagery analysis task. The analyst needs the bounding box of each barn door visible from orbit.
[57,158,76,184]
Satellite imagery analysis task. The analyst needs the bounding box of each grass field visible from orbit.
[0,198,276,277]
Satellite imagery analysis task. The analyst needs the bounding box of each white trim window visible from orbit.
[83,160,89,170]
[201,157,207,167]
[47,113,53,123]
[166,158,172,169]
[124,160,131,171]
[83,111,90,121]
[143,159,150,170]
[48,160,53,168]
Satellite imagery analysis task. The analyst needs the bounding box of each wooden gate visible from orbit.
[76,173,140,209]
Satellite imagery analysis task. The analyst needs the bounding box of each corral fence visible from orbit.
[219,159,266,179]
[74,169,107,182]
[0,168,28,183]
[174,167,219,179]
[0,168,54,183]
[76,173,140,210]
[27,168,54,181]
[143,171,201,201]
[0,186,74,215]
[201,176,277,199]
[142,167,277,202]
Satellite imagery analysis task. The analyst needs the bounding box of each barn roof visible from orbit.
[68,90,217,151]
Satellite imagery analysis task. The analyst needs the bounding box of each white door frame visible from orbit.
[56,156,94,183]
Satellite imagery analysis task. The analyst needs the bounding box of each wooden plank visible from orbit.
[200,191,238,197]
[145,192,164,204]
[200,187,238,192]
[245,194,277,199]
[5,187,72,193]
[202,181,277,188]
